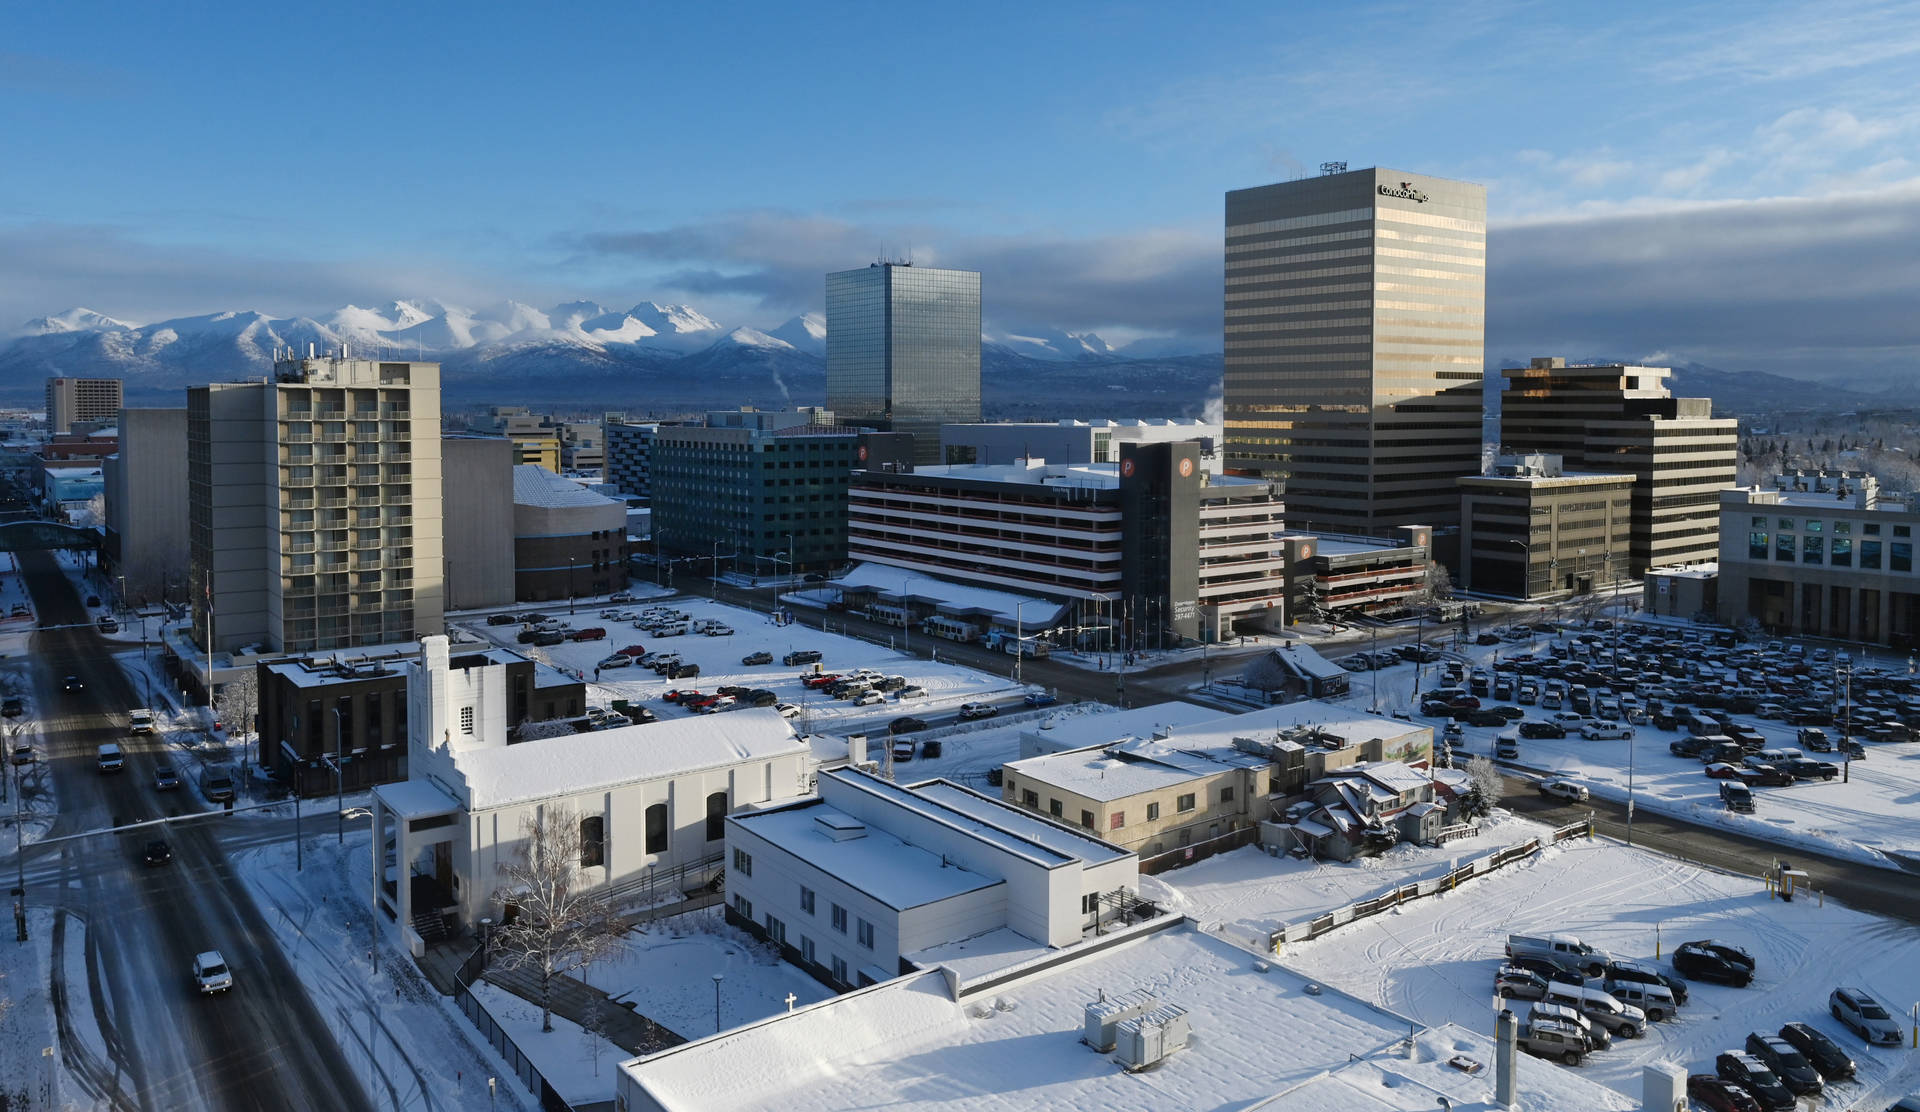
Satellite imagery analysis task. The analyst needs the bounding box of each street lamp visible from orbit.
[1013,600,1048,687]
[1504,538,1531,602]
[712,973,725,1034]
[899,577,919,656]
[568,553,577,615]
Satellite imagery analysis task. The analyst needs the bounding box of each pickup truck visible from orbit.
[128,709,155,735]
[1506,932,1610,977]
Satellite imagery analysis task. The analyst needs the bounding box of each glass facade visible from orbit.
[826,264,981,465]
[1223,167,1486,533]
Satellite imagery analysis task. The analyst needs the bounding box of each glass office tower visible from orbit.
[826,263,981,465]
[1223,167,1486,533]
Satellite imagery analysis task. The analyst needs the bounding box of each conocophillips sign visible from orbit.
[1377,181,1429,203]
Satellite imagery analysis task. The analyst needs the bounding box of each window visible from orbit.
[1805,519,1823,533]
[1778,518,1794,530]
[1866,522,1882,535]
[1775,534,1795,563]
[1220,785,1236,804]
[1749,531,1769,560]
[459,706,474,735]
[800,886,815,914]
[1147,802,1160,821]
[1895,542,1913,573]
[1751,515,1766,527]
[1863,540,1883,569]
[705,791,728,841]
[857,918,874,949]
[801,936,815,965]
[732,894,753,921]
[1080,810,1094,829]
[1836,521,1852,535]
[732,848,753,877]
[580,816,605,868]
[1804,536,1824,564]
[1048,799,1063,818]
[831,904,847,933]
[1021,789,1038,808]
[1179,827,1192,846]
[1899,526,1913,538]
[1833,536,1853,567]
[1177,793,1197,813]
[1081,893,1099,915]
[645,803,669,854]
[831,956,848,985]
[1110,812,1125,830]
[763,914,785,945]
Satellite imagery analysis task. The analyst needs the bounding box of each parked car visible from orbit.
[1783,757,1839,781]
[1023,692,1058,708]
[853,691,886,707]
[666,662,700,679]
[1687,1075,1764,1112]
[569,627,607,642]
[774,703,801,719]
[1830,987,1904,1045]
[1503,955,1587,986]
[1720,781,1757,813]
[531,630,567,646]
[1538,778,1589,803]
[1518,720,1567,739]
[193,950,234,994]
[1777,1021,1854,1080]
[1494,964,1554,1001]
[1714,1051,1796,1112]
[1581,722,1634,740]
[783,649,823,666]
[1743,1033,1823,1096]
[1604,958,1688,1006]
[1673,941,1754,987]
[663,688,702,703]
[741,651,774,666]
[486,613,519,625]
[958,702,998,720]
[1465,709,1508,727]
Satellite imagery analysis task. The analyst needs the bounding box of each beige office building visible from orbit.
[1500,357,1736,576]
[188,354,444,654]
[46,376,123,435]
[1458,455,1633,599]
[1224,166,1486,533]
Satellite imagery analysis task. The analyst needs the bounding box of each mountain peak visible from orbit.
[18,307,139,337]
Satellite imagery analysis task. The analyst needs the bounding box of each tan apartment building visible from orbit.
[1499,357,1736,575]
[1458,455,1634,599]
[188,352,444,655]
[45,376,122,435]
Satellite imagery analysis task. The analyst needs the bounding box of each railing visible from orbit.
[1263,819,1591,952]
[600,851,726,916]
[453,942,577,1112]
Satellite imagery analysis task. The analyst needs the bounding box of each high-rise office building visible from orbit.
[1500,357,1737,575]
[1223,167,1486,533]
[826,263,981,466]
[46,376,123,435]
[188,353,444,655]
[103,408,189,605]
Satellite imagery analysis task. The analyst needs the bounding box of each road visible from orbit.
[15,549,370,1112]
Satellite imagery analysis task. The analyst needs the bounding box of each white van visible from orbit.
[1544,982,1646,1037]
[1602,979,1677,1022]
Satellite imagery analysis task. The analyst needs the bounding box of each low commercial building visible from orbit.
[1280,761,1460,861]
[1457,454,1634,599]
[1275,526,1433,620]
[1644,563,1718,621]
[725,770,1139,990]
[371,636,812,953]
[1001,702,1431,869]
[849,441,1288,644]
[1237,642,1351,702]
[257,644,584,796]
[511,465,630,601]
[1716,471,1920,646]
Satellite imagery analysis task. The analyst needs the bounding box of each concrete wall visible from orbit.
[442,437,515,610]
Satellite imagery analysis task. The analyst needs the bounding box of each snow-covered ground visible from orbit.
[461,595,1034,731]
[1155,821,1920,1108]
[0,909,72,1109]
[1302,626,1920,869]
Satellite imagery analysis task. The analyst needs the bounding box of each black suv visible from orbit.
[1742,1034,1822,1097]
[1517,720,1566,739]
[1714,1052,1795,1112]
[1674,941,1754,987]
[1776,1022,1853,1081]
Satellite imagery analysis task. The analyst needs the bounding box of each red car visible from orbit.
[616,644,648,657]
[570,627,608,642]
[802,673,842,689]
[1705,763,1760,784]
[1687,1075,1761,1112]
[663,688,702,703]
[684,695,721,711]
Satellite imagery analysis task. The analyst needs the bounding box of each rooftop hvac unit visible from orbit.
[1083,989,1158,1052]
[1115,1004,1190,1071]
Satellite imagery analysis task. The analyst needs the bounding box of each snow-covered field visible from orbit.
[1311,628,1920,869]
[1157,822,1920,1108]
[462,595,1034,731]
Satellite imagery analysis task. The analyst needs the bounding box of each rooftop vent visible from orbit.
[814,812,867,842]
[1083,989,1158,1052]
[1115,1004,1190,1071]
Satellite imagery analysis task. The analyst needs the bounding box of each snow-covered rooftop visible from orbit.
[831,562,1068,626]
[730,800,1002,911]
[1019,701,1221,754]
[1277,531,1417,557]
[908,780,1134,866]
[373,776,460,820]
[619,923,1627,1112]
[450,707,808,810]
[512,463,623,509]
[1006,736,1270,803]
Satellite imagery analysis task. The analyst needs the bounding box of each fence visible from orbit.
[1138,824,1263,876]
[452,942,576,1112]
[600,852,726,920]
[1264,818,1592,953]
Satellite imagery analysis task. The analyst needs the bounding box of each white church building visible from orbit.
[370,635,813,954]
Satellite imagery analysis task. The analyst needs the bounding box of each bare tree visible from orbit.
[581,1000,612,1076]
[214,669,257,739]
[489,806,629,1033]
[1464,756,1504,817]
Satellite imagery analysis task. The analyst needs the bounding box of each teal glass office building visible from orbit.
[826,263,981,465]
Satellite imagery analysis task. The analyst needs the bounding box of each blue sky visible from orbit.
[4,0,1919,383]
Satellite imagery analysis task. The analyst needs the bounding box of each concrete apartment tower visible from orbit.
[1499,357,1737,575]
[46,376,123,435]
[826,262,981,466]
[1223,167,1487,533]
[188,352,444,654]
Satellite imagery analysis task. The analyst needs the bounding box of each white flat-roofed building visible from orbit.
[723,769,1138,991]
[616,920,1633,1112]
[370,635,811,954]
[940,417,1221,469]
[1017,701,1221,758]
